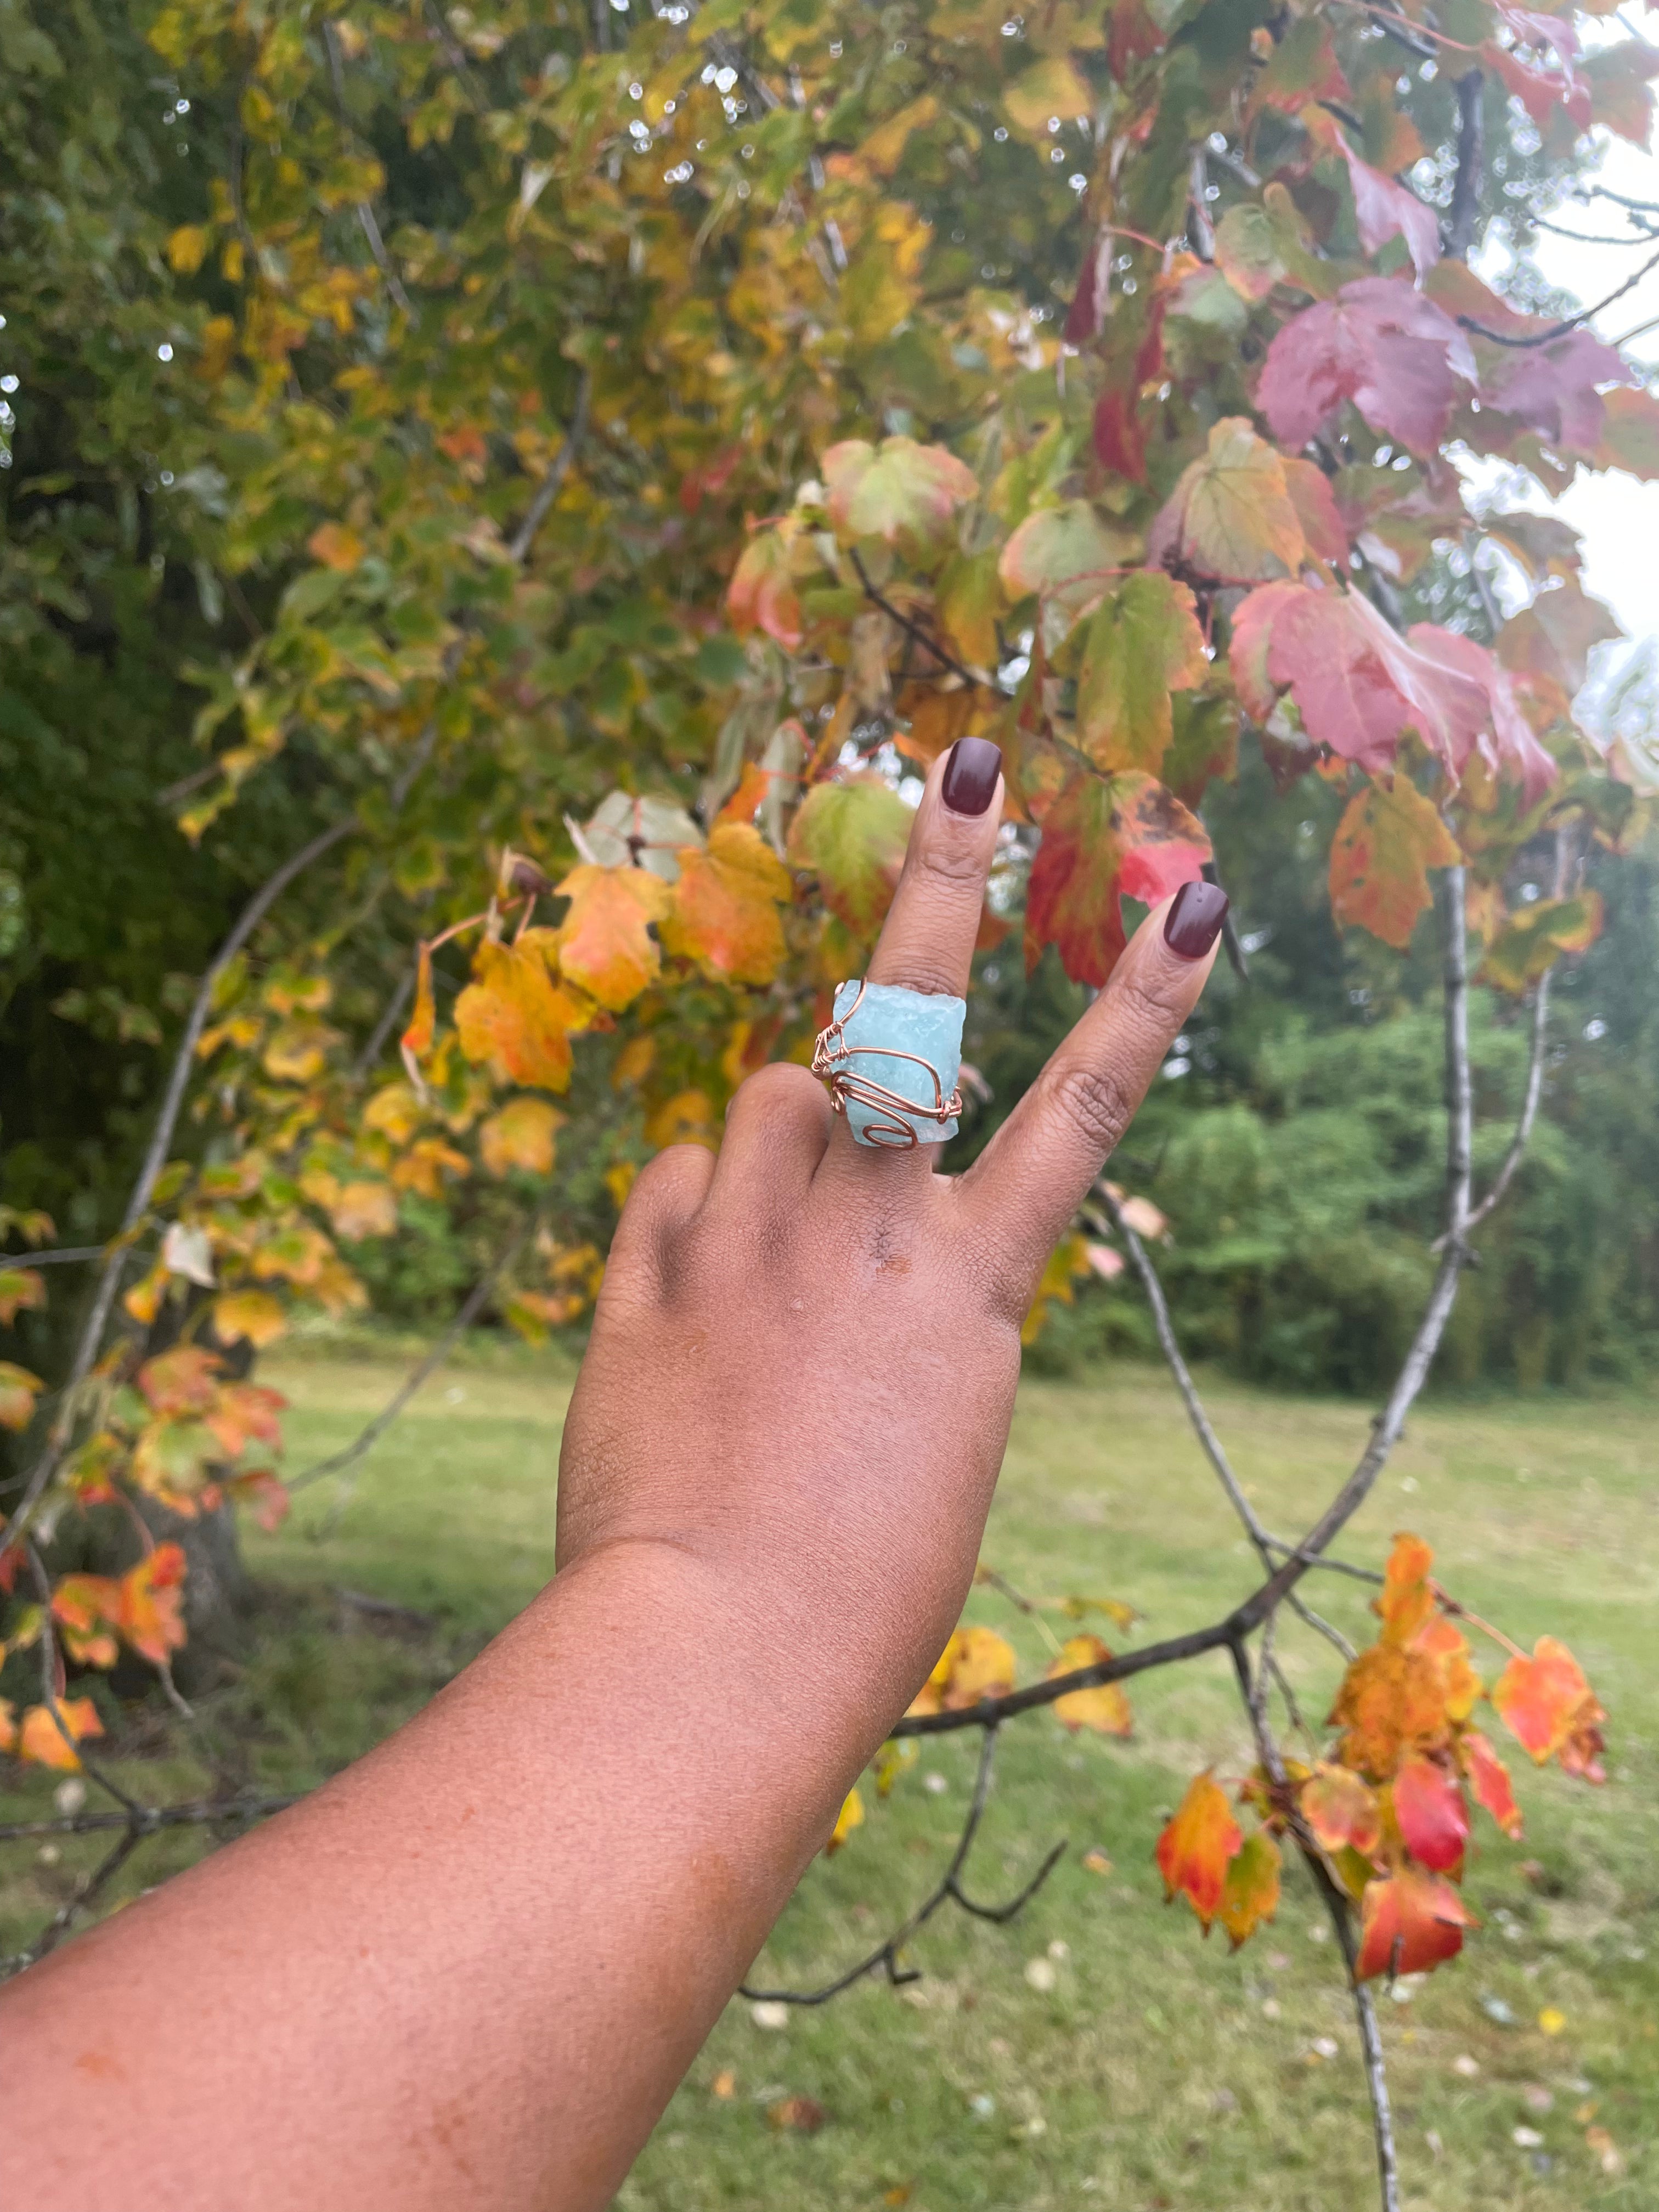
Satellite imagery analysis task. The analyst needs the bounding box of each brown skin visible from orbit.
[0,747,1221,2212]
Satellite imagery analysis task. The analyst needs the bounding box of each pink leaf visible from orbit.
[1256,279,1476,455]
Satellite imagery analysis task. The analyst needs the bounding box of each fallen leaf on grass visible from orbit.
[767,2095,828,2134]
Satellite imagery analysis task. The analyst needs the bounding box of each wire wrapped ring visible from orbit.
[811,978,966,1149]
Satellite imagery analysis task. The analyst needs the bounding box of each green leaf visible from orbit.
[821,437,978,550]
[1479,892,1604,994]
[786,776,912,938]
[1074,574,1209,776]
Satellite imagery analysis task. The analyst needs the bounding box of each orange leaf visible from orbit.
[1355,1867,1477,1982]
[225,1466,291,1532]
[662,823,792,985]
[715,761,774,827]
[1047,1633,1133,1736]
[0,1361,43,1433]
[907,1626,1017,1716]
[0,1268,46,1327]
[137,1345,223,1417]
[117,1543,189,1667]
[1460,1728,1523,1840]
[727,530,803,650]
[16,1697,105,1771]
[1330,1641,1452,1779]
[1493,1636,1606,1778]
[1329,778,1462,950]
[478,1097,563,1177]
[212,1289,288,1350]
[454,935,573,1092]
[307,520,364,571]
[552,864,672,1011]
[330,1181,399,1240]
[1155,1770,1243,1932]
[1300,1762,1383,1858]
[1414,1614,1483,1723]
[1218,1827,1281,1950]
[1023,769,1210,987]
[51,1575,123,1667]
[401,944,436,1081]
[1375,1532,1436,1645]
[1391,1754,1470,1874]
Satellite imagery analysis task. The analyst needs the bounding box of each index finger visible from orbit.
[956,882,1227,1274]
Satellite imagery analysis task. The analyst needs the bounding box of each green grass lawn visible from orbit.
[5,1345,1657,2211]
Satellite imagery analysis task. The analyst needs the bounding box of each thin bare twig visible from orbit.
[738,1727,1065,2003]
[323,22,414,317]
[847,549,1003,696]
[10,1829,148,1972]
[0,1795,301,1845]
[506,374,592,565]
[1459,242,1659,346]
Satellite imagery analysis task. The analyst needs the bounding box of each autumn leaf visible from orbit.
[330,1181,399,1241]
[1308,113,1440,281]
[1047,1633,1133,1737]
[1331,1641,1454,1779]
[662,823,792,985]
[786,776,911,938]
[998,499,1141,625]
[1415,1615,1483,1724]
[1256,279,1476,456]
[16,1696,105,1771]
[119,1543,189,1667]
[1355,1866,1477,1981]
[0,1268,45,1327]
[1147,419,1305,584]
[1252,18,1348,112]
[1392,1754,1470,1874]
[1156,1771,1243,1933]
[1282,460,1348,566]
[1405,624,1558,804]
[1460,1729,1523,1840]
[1479,892,1602,995]
[51,1574,123,1667]
[400,944,436,1085]
[1232,582,1490,780]
[1024,769,1211,986]
[1072,574,1209,775]
[0,1362,44,1432]
[1493,1636,1606,1775]
[454,935,573,1092]
[1301,1763,1384,1858]
[825,1785,865,1855]
[307,520,365,572]
[727,529,803,651]
[907,1625,1017,1715]
[821,437,977,549]
[551,864,672,1011]
[1218,1827,1282,1950]
[1375,1531,1437,1645]
[1329,777,1462,950]
[478,1097,563,1177]
[1003,55,1094,133]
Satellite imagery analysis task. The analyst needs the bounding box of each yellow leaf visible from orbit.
[908,1624,1017,1714]
[825,1785,865,1855]
[18,1697,104,1771]
[455,935,573,1092]
[167,223,210,274]
[1048,1633,1133,1736]
[329,1181,399,1240]
[211,1290,288,1350]
[307,521,365,572]
[1004,55,1094,134]
[661,823,792,985]
[479,1097,563,1177]
[1538,2006,1566,2035]
[0,1361,44,1432]
[552,865,673,1010]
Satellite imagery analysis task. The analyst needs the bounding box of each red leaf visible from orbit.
[1356,1867,1477,1981]
[1404,625,1559,806]
[1231,582,1489,780]
[1485,41,1591,128]
[1460,1729,1523,1841]
[727,531,803,651]
[1256,279,1475,456]
[1024,770,1210,986]
[1155,1770,1243,1932]
[1334,134,1440,280]
[1392,1754,1470,1874]
[1493,1636,1606,1779]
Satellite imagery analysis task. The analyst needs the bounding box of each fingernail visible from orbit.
[940,736,1002,818]
[1164,881,1229,961]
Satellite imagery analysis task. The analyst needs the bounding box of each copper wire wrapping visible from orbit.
[810,979,964,1150]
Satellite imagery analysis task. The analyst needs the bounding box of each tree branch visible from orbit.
[323,22,414,317]
[1445,69,1485,262]
[1449,971,1550,1242]
[1459,241,1659,346]
[848,548,1005,696]
[506,373,592,565]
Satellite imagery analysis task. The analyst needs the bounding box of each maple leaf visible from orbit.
[1593,385,1659,479]
[225,1466,291,1532]
[1331,1641,1454,1779]
[1218,1827,1282,1950]
[1148,419,1305,585]
[1156,1770,1243,1932]
[118,1543,189,1667]
[1479,891,1602,994]
[16,1696,105,1771]
[1072,573,1208,774]
[662,822,793,985]
[1374,1531,1436,1645]
[1460,1729,1523,1840]
[1415,1616,1483,1725]
[1231,583,1489,780]
[1497,575,1623,696]
[821,437,978,550]
[907,1625,1017,1715]
[1214,204,1287,303]
[1404,625,1559,806]
[1024,769,1211,986]
[825,1785,864,1856]
[1316,116,1440,282]
[307,521,364,572]
[454,935,573,1092]
[786,776,911,938]
[997,499,1140,626]
[210,1288,286,1350]
[1282,460,1348,566]
[1251,18,1349,113]
[138,1345,222,1417]
[1391,1754,1470,1874]
[1329,777,1463,949]
[51,1574,123,1667]
[1355,1867,1478,1982]
[1301,1763,1384,1859]
[0,1361,43,1432]
[727,530,803,651]
[1256,279,1476,455]
[551,864,672,1011]
[478,1097,563,1177]
[1493,1636,1606,1774]
[330,1181,399,1240]
[1047,1633,1133,1736]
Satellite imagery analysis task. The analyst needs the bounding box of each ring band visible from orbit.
[811,978,965,1149]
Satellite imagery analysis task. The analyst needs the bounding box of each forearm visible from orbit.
[1,1540,868,2212]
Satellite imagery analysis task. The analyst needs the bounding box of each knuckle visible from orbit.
[733,1060,821,1118]
[1045,1059,1137,1158]
[911,832,991,892]
[1110,967,1181,1035]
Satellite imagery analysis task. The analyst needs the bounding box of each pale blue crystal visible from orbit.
[831,978,965,1147]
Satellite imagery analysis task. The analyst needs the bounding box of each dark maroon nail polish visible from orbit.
[940,736,1003,817]
[1164,880,1229,960]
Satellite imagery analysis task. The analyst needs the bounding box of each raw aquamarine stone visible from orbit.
[830,978,965,1147]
